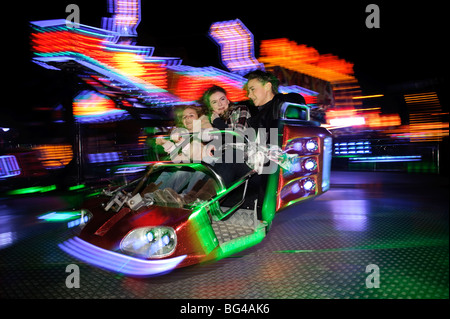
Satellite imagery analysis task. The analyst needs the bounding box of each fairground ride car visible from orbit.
[59,102,332,276]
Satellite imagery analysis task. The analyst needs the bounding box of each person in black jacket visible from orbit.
[244,70,307,219]
[245,70,306,135]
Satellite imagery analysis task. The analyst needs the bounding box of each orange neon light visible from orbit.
[73,93,117,117]
[113,52,146,77]
[352,94,384,99]
[259,38,356,83]
[326,106,402,130]
[400,92,449,142]
[33,144,73,168]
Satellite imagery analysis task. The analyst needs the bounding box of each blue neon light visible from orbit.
[209,19,264,75]
[349,155,422,163]
[0,155,21,179]
[102,0,142,37]
[334,140,372,155]
[88,152,121,164]
[322,137,332,191]
[59,236,186,276]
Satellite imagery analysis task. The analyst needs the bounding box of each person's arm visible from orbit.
[232,105,251,131]
[199,115,213,129]
[212,116,227,130]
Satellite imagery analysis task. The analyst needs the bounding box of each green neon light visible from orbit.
[38,211,82,222]
[7,185,56,195]
[217,224,266,259]
[285,192,317,207]
[86,190,102,198]
[261,168,279,223]
[188,206,218,255]
[188,208,202,221]
[68,184,85,191]
[188,173,250,220]
[275,237,448,253]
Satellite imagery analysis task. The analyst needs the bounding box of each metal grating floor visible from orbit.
[0,171,448,301]
[212,208,258,244]
[212,222,255,245]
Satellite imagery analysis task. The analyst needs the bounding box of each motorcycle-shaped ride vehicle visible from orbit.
[60,102,332,276]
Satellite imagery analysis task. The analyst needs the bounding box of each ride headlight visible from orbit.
[120,226,177,258]
[286,137,320,154]
[305,139,319,152]
[303,178,316,191]
[303,158,317,171]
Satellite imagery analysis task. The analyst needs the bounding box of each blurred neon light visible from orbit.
[334,140,371,155]
[352,94,384,99]
[329,117,365,127]
[73,90,128,123]
[402,92,449,142]
[259,38,364,112]
[31,20,175,91]
[7,185,56,195]
[88,152,121,163]
[322,137,332,192]
[114,165,147,174]
[68,184,86,191]
[209,19,264,75]
[73,91,117,116]
[32,144,73,168]
[113,52,146,77]
[169,66,248,103]
[59,236,186,276]
[0,155,21,179]
[259,38,355,83]
[349,155,421,163]
[326,107,401,129]
[38,211,82,222]
[102,0,141,36]
[390,128,449,141]
[168,65,318,105]
[365,113,401,128]
[31,17,319,112]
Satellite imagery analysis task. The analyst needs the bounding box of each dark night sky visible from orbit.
[9,0,449,119]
